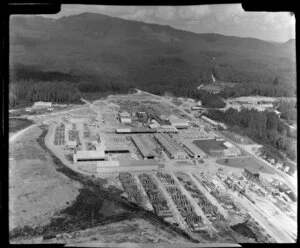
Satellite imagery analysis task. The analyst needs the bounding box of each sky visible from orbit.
[42,4,295,42]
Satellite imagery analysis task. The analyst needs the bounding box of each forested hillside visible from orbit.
[9,80,82,107]
[9,12,296,106]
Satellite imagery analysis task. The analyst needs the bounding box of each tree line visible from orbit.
[207,108,297,163]
[9,80,82,107]
[277,100,297,123]
[219,81,295,98]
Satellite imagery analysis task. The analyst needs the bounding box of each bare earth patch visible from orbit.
[9,126,82,231]
[12,218,191,244]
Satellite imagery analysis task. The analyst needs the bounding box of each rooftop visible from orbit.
[76,150,105,159]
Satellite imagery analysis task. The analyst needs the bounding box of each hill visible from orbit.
[9,12,296,104]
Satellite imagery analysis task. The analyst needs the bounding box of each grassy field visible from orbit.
[193,139,226,155]
[9,126,83,232]
[9,118,34,133]
[216,157,275,174]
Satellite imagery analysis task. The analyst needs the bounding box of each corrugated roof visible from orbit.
[116,128,131,133]
[183,142,206,156]
[76,150,105,159]
[223,141,234,148]
[105,144,129,151]
[131,135,157,158]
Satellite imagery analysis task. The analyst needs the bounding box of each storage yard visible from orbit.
[28,90,297,243]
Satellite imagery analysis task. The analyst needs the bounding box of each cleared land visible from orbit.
[192,140,225,155]
[9,126,82,231]
[216,157,275,175]
[220,131,254,145]
[9,118,33,133]
[12,218,191,244]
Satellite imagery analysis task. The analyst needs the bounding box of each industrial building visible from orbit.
[223,142,241,157]
[191,106,202,110]
[119,112,132,124]
[154,133,187,159]
[73,150,106,163]
[223,147,241,157]
[179,128,215,140]
[116,128,157,134]
[33,101,52,108]
[201,115,219,128]
[96,159,159,173]
[137,112,148,123]
[131,135,157,159]
[104,144,130,153]
[157,125,178,133]
[67,140,77,149]
[169,118,189,129]
[148,119,160,129]
[182,141,207,159]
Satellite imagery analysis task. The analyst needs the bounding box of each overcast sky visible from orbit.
[42,4,295,42]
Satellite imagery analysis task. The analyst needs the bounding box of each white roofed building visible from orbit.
[73,150,105,163]
[169,118,189,129]
[67,140,77,149]
[33,101,52,108]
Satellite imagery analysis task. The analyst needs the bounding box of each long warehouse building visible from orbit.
[182,141,207,159]
[154,133,187,159]
[131,135,157,159]
[78,160,159,174]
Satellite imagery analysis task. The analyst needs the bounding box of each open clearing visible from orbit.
[220,131,254,145]
[11,218,191,244]
[9,118,33,133]
[193,139,225,155]
[9,126,82,231]
[216,157,275,174]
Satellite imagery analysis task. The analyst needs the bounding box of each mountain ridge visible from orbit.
[10,12,296,97]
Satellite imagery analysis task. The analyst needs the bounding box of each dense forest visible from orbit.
[218,80,295,98]
[9,80,82,107]
[9,67,133,107]
[206,108,297,166]
[277,100,297,124]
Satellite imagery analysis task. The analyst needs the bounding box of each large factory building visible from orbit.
[78,160,159,174]
[131,135,157,159]
[182,141,207,159]
[154,133,187,159]
[73,150,106,163]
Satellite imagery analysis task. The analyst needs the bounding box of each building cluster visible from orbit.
[243,169,279,196]
[222,141,241,157]
[118,112,132,124]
